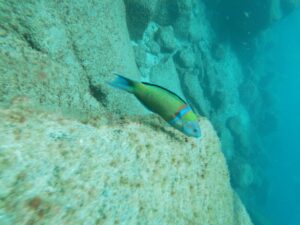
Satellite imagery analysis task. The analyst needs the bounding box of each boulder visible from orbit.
[0,103,253,225]
[174,48,195,68]
[154,0,179,26]
[0,0,142,116]
[155,26,178,53]
[123,0,159,40]
[150,57,184,98]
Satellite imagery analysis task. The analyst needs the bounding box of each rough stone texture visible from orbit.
[155,26,178,52]
[130,0,257,199]
[0,0,142,116]
[226,116,251,151]
[0,103,253,225]
[175,47,196,68]
[147,39,161,55]
[123,0,159,40]
[178,68,211,117]
[0,0,267,223]
[133,45,148,68]
[150,57,184,99]
[123,0,193,39]
[154,0,180,26]
[0,24,99,115]
[178,41,251,162]
[239,79,260,108]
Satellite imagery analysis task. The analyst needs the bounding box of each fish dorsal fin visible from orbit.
[141,82,187,104]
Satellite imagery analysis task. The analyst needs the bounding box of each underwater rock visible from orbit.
[211,43,226,61]
[0,104,253,225]
[176,0,193,16]
[173,15,191,40]
[0,0,143,116]
[124,0,158,40]
[178,68,211,117]
[231,160,255,189]
[226,116,251,154]
[150,57,184,98]
[153,0,179,26]
[142,22,161,54]
[167,0,201,41]
[132,42,161,79]
[242,164,254,188]
[0,27,8,37]
[133,45,148,68]
[175,48,196,68]
[218,127,235,161]
[0,26,99,114]
[211,89,226,112]
[226,116,244,137]
[0,0,269,220]
[232,192,256,225]
[145,40,160,55]
[239,80,260,107]
[155,26,178,52]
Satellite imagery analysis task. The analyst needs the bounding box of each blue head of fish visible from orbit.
[182,121,201,138]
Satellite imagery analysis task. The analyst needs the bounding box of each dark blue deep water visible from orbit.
[259,9,300,225]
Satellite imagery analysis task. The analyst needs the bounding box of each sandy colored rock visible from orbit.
[0,103,253,225]
[0,0,142,116]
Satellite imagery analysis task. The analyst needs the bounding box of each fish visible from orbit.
[108,74,201,138]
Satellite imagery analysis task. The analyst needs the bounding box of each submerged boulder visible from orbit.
[175,48,196,68]
[0,103,253,225]
[0,0,257,224]
[123,0,158,40]
[0,0,142,117]
[155,26,178,53]
[149,57,184,98]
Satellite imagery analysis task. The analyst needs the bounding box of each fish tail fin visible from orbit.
[108,74,136,93]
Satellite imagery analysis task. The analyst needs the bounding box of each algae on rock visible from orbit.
[0,104,253,225]
[0,0,143,116]
[0,0,255,224]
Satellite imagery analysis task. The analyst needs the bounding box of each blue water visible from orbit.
[260,9,300,225]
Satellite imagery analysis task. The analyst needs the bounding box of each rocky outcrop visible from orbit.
[127,0,258,202]
[0,0,143,116]
[0,0,268,223]
[155,26,178,53]
[123,0,158,40]
[0,102,253,225]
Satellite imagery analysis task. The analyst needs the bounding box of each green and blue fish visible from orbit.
[109,74,201,138]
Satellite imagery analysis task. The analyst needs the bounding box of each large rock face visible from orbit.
[0,0,257,223]
[0,103,253,225]
[127,0,256,198]
[0,0,143,116]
